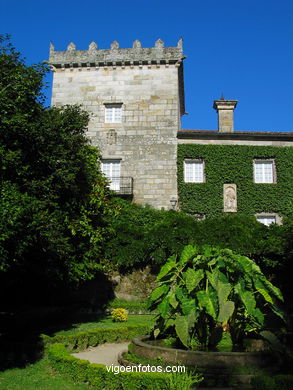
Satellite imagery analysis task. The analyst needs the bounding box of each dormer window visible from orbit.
[104,103,122,123]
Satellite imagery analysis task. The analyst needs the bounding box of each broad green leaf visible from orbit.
[157,254,177,280]
[187,310,199,329]
[206,271,216,289]
[237,255,257,274]
[202,246,217,259]
[208,257,218,266]
[217,300,234,322]
[207,269,228,291]
[192,255,202,266]
[176,287,195,315]
[181,297,196,316]
[260,276,284,302]
[252,308,264,326]
[196,290,217,320]
[271,304,286,322]
[185,268,204,293]
[234,280,245,295]
[217,282,231,304]
[215,269,229,284]
[157,297,171,317]
[169,291,178,309]
[179,245,197,266]
[150,284,169,301]
[153,328,160,338]
[165,318,175,329]
[175,286,186,302]
[240,290,256,315]
[175,316,189,347]
[254,279,273,304]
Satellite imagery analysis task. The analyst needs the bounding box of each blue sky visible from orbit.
[2,0,292,132]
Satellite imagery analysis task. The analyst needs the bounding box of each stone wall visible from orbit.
[50,40,184,209]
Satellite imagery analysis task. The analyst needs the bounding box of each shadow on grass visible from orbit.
[0,271,114,370]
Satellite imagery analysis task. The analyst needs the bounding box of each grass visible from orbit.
[108,298,150,314]
[0,314,155,389]
[0,358,90,390]
[53,314,155,336]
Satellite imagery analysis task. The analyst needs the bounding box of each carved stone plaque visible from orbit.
[224,184,237,212]
[106,129,117,145]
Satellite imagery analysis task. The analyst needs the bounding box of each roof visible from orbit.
[178,129,293,141]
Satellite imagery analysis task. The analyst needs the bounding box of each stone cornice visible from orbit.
[48,39,185,68]
[178,130,293,141]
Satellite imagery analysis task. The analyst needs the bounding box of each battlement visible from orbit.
[48,39,184,68]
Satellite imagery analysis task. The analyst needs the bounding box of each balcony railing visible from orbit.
[107,176,133,196]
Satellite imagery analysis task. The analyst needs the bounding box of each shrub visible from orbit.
[111,308,128,322]
[104,199,197,271]
[148,245,285,350]
[41,323,151,352]
[105,201,288,279]
[48,343,201,390]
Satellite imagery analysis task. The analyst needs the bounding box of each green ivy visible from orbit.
[177,144,293,218]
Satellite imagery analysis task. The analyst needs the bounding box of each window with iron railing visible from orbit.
[101,160,132,195]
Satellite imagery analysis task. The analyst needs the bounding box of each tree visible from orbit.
[0,35,116,304]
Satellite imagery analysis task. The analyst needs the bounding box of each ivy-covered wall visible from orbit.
[177,144,293,218]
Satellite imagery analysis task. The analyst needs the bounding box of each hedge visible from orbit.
[41,324,151,352]
[44,322,202,389]
[177,144,293,218]
[48,343,172,390]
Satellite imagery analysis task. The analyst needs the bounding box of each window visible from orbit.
[184,160,204,183]
[104,104,122,123]
[254,160,275,183]
[256,215,276,226]
[101,160,121,190]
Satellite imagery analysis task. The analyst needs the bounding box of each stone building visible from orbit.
[49,40,293,223]
[49,39,185,210]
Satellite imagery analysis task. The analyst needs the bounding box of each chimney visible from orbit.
[213,97,238,132]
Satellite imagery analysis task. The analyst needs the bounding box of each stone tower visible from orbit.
[49,39,185,209]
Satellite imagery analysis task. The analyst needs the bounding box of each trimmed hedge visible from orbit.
[48,343,185,390]
[178,144,293,218]
[41,324,151,352]
[44,321,202,389]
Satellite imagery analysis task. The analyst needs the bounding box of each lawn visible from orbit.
[0,314,155,390]
[53,314,155,336]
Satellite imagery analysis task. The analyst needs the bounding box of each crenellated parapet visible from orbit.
[48,39,184,68]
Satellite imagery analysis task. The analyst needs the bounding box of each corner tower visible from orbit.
[49,39,185,209]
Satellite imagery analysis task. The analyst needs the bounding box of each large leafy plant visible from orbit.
[148,245,285,350]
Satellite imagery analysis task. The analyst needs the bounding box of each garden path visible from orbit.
[72,341,129,365]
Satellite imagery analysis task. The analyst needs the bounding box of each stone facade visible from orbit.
[49,39,185,209]
[49,39,293,216]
